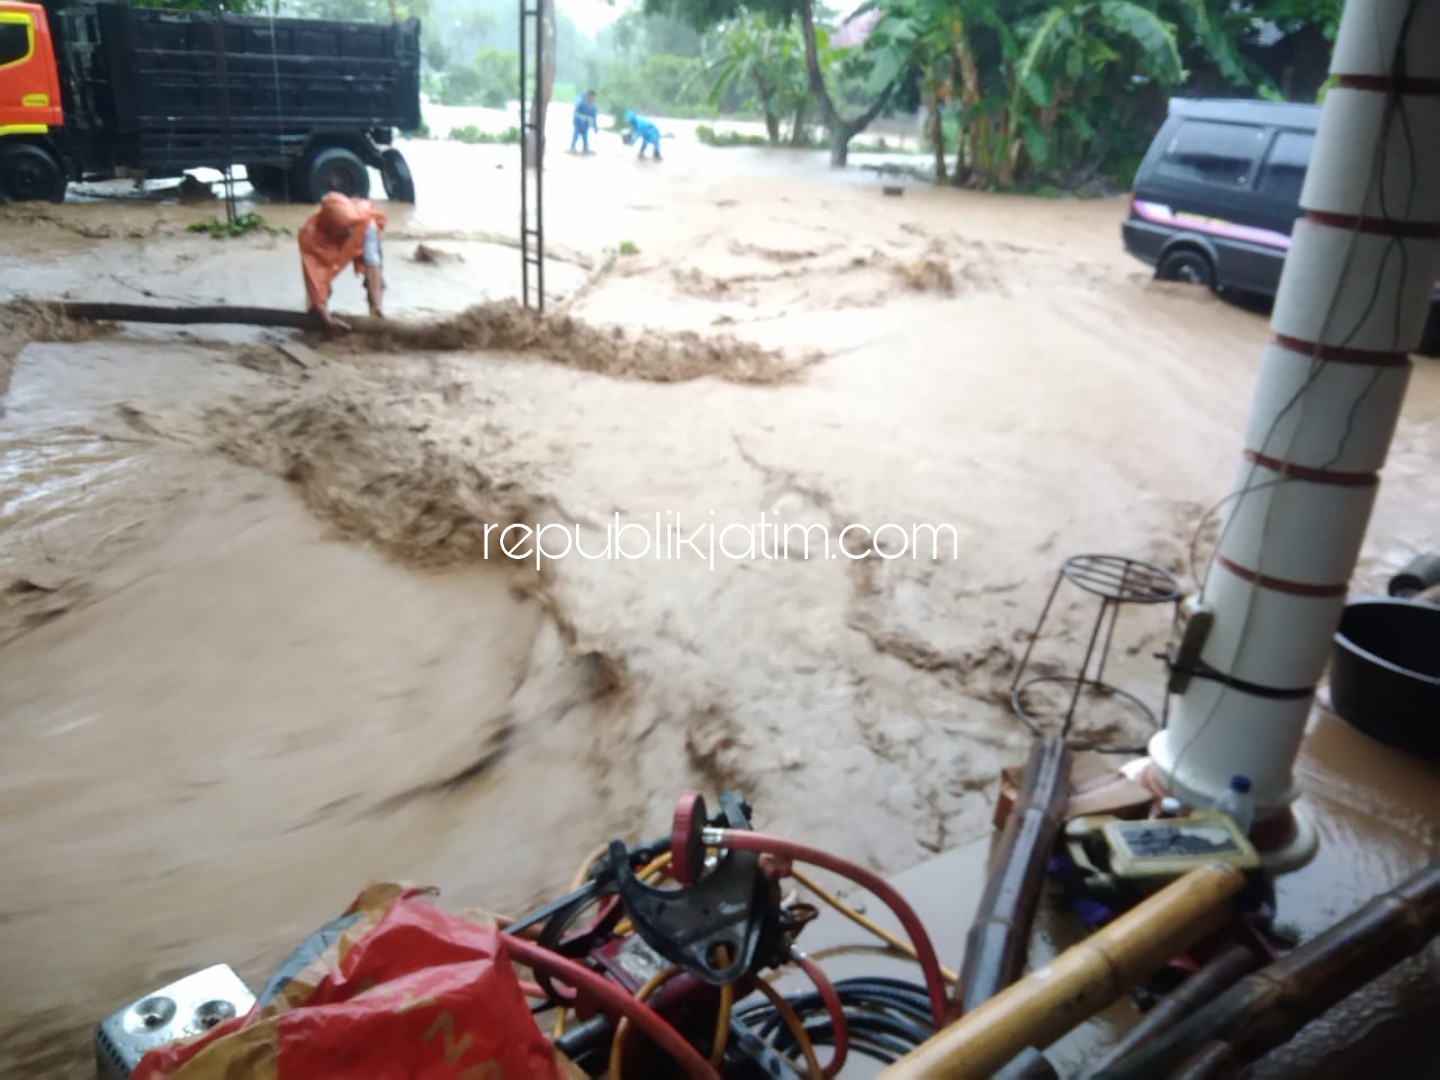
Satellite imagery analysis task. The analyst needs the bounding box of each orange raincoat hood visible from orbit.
[298,193,387,312]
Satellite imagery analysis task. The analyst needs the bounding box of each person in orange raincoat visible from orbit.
[298,193,388,329]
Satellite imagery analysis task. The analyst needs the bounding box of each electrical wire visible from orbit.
[607,965,684,1079]
[504,936,718,1079]
[753,976,825,1079]
[708,830,949,1027]
[710,983,734,1068]
[792,951,848,1078]
[737,978,937,1066]
[569,843,609,890]
[790,867,960,983]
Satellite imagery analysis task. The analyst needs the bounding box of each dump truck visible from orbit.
[0,0,419,204]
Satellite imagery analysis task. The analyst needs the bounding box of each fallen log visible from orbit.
[46,301,331,331]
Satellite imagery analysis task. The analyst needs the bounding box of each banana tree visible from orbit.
[999,0,1182,186]
[866,0,1018,186]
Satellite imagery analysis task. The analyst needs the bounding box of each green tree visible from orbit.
[648,0,904,165]
[474,48,517,107]
[700,12,809,142]
[439,63,484,104]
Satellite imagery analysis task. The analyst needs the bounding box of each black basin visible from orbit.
[1329,597,1440,759]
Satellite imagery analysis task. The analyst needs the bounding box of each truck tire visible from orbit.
[246,164,290,200]
[1419,304,1440,358]
[0,142,67,204]
[380,149,415,203]
[298,146,370,203]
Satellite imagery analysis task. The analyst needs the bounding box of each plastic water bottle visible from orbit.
[1213,775,1255,835]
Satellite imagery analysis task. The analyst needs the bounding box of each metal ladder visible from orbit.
[519,0,545,311]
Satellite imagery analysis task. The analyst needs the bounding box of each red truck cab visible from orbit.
[0,1,66,199]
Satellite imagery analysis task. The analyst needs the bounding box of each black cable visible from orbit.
[740,977,939,1069]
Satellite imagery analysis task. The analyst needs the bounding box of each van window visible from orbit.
[1157,120,1266,187]
[1256,130,1314,206]
[0,19,34,68]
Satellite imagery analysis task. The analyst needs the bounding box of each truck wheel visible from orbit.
[1156,248,1216,290]
[246,164,290,200]
[300,147,370,202]
[380,149,415,203]
[0,143,67,203]
[1419,305,1440,358]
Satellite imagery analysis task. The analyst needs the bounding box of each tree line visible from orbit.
[645,0,1342,183]
[124,0,1342,189]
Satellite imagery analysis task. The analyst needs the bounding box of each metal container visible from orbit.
[94,964,254,1078]
[1329,597,1440,759]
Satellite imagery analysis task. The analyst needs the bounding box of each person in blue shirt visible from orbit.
[624,109,662,161]
[571,90,599,153]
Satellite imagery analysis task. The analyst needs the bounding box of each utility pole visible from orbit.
[1149,0,1440,864]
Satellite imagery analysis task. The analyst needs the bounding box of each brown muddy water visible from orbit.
[2,138,1439,1076]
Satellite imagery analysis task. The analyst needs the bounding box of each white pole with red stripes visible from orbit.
[1147,0,1440,850]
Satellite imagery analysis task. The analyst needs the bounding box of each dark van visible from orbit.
[1123,97,1439,353]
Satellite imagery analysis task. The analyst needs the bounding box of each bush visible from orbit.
[439,50,518,108]
[618,240,639,255]
[473,48,517,109]
[600,53,711,120]
[404,120,431,140]
[186,212,287,239]
[695,125,767,147]
[448,124,520,144]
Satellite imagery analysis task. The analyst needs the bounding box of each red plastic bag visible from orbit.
[134,883,571,1080]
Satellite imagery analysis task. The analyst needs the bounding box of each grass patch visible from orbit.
[448,124,521,145]
[186,212,288,239]
[696,124,769,148]
[618,240,639,256]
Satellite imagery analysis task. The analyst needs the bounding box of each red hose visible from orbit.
[794,952,848,1077]
[503,935,720,1080]
[714,829,949,1027]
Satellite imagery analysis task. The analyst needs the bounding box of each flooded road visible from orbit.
[2,134,1438,1076]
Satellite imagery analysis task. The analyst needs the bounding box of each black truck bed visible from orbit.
[51,2,420,173]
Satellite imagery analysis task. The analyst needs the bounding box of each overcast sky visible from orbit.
[560,0,635,37]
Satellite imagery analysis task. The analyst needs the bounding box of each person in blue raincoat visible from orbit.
[624,109,662,161]
[571,90,599,153]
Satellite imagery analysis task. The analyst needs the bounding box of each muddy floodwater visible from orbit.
[2,136,1439,1076]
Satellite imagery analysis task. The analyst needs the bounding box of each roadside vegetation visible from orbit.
[137,0,1341,192]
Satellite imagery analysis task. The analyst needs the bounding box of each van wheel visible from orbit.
[298,147,370,203]
[0,143,67,203]
[1157,249,1216,290]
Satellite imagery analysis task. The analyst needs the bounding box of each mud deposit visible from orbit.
[3,140,1439,1076]
[320,300,810,384]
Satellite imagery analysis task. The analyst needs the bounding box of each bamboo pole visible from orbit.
[880,863,1246,1080]
[1086,942,1260,1073]
[1089,859,1440,1080]
[956,735,1071,1015]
